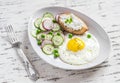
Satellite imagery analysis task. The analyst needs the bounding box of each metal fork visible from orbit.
[5,25,39,81]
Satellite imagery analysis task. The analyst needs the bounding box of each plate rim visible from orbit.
[28,6,112,70]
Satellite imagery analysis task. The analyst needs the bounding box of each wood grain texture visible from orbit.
[0,0,120,83]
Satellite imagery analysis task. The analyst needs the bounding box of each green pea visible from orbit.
[48,31,53,35]
[68,33,73,38]
[52,19,57,23]
[87,34,91,38]
[36,29,41,35]
[54,52,59,58]
[57,32,61,36]
[37,40,42,45]
[53,49,58,53]
[41,34,45,38]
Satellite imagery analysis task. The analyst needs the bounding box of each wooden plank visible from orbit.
[0,0,120,83]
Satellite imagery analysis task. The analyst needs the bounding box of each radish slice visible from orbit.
[55,15,59,22]
[42,19,53,30]
[41,40,53,48]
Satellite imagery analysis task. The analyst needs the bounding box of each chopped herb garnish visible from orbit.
[87,34,91,38]
[65,19,69,23]
[37,40,42,45]
[68,33,73,38]
[52,19,57,23]
[65,17,73,24]
[69,17,73,23]
[36,29,41,35]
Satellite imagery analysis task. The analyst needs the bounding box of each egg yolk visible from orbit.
[67,38,85,52]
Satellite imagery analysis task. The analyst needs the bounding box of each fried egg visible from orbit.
[59,32,100,65]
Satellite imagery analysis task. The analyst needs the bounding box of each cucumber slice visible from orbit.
[31,29,37,38]
[52,35,64,46]
[43,12,54,19]
[42,44,54,55]
[36,33,46,40]
[45,34,53,40]
[54,31,65,39]
[40,22,46,31]
[34,18,41,28]
[52,23,60,31]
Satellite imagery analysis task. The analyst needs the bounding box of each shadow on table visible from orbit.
[22,32,106,83]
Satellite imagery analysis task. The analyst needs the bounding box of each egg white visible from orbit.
[59,32,100,65]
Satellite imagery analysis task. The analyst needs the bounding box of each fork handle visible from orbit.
[16,48,39,81]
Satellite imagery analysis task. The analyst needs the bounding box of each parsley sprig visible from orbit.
[65,17,73,24]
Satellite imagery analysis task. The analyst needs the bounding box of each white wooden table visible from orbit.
[0,0,120,83]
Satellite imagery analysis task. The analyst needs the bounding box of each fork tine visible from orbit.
[9,25,13,32]
[8,25,18,40]
[5,25,13,42]
[10,25,18,41]
[5,25,19,43]
[8,25,13,32]
[5,25,12,33]
[5,26,9,32]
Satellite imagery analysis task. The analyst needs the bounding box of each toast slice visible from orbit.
[57,13,88,35]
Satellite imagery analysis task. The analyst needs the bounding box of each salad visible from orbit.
[31,12,65,58]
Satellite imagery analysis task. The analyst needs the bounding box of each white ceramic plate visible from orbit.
[28,6,111,70]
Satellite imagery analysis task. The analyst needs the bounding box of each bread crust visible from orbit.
[58,13,88,35]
